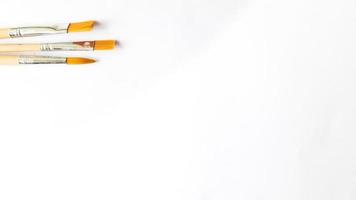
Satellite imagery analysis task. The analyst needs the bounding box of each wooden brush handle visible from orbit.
[0,29,10,38]
[0,55,67,64]
[0,44,41,52]
[0,21,94,39]
[0,25,68,39]
[0,56,19,64]
[0,42,95,52]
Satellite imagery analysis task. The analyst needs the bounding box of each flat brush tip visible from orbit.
[68,20,96,32]
[94,40,117,50]
[67,57,96,65]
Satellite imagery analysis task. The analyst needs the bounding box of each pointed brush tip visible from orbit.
[67,57,96,65]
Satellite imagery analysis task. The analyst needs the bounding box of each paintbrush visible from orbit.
[0,20,96,39]
[0,55,95,65]
[0,40,117,52]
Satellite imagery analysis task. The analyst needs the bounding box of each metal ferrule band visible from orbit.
[9,24,69,38]
[40,41,94,51]
[18,56,67,64]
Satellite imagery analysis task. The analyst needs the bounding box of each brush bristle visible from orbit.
[67,20,96,32]
[94,40,117,50]
[66,57,96,65]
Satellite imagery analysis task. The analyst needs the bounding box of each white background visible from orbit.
[0,0,355,199]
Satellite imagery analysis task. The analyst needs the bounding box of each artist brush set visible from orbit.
[0,20,116,65]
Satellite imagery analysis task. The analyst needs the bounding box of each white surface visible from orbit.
[0,0,355,199]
